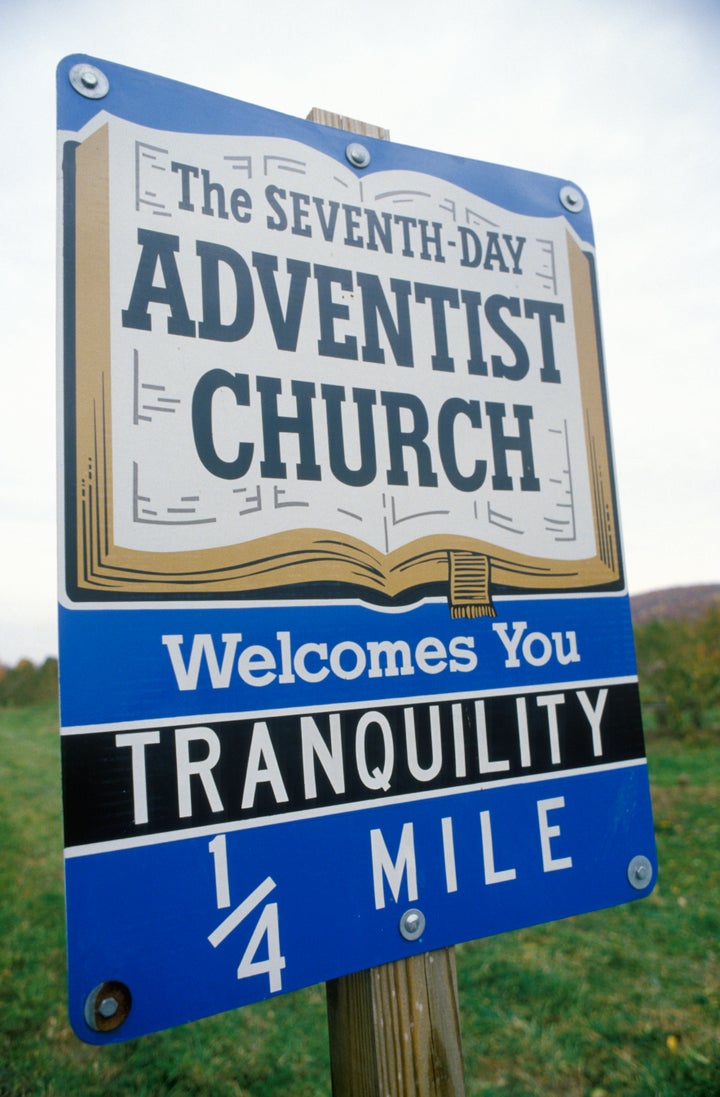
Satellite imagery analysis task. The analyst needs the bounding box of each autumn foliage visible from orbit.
[634,605,720,736]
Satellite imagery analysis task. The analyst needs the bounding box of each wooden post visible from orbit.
[326,948,466,1097]
[306,107,390,141]
[306,107,467,1097]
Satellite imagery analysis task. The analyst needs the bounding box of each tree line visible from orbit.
[0,657,58,707]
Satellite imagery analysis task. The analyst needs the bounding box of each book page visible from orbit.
[80,115,600,568]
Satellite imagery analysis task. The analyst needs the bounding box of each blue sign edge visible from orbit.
[57,53,595,245]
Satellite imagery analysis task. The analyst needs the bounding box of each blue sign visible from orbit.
[58,55,656,1043]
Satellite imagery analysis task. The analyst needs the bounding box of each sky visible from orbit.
[1,0,718,665]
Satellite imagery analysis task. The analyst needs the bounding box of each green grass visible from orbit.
[457,733,719,1096]
[1,704,718,1096]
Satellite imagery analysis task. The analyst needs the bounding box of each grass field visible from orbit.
[0,702,717,1096]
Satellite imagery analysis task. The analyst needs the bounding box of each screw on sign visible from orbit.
[84,982,132,1033]
[68,62,109,99]
[399,908,426,941]
[559,184,586,212]
[627,855,654,890]
[345,141,371,168]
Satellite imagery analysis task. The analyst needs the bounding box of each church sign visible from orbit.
[58,55,655,1043]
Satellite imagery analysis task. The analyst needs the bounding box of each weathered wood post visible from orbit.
[326,948,465,1097]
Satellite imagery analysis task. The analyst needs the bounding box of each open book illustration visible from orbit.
[61,115,621,614]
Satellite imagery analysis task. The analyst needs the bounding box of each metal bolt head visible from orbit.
[346,142,371,169]
[69,63,110,100]
[627,854,653,890]
[399,907,426,941]
[84,980,132,1033]
[97,997,119,1019]
[559,184,585,214]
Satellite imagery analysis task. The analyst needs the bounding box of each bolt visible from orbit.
[69,63,110,100]
[346,142,371,169]
[399,907,426,941]
[559,185,585,214]
[98,997,119,1018]
[627,854,653,891]
[84,980,132,1032]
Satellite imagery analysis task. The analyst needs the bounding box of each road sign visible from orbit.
[57,55,656,1043]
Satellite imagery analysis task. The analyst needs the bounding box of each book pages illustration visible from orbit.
[62,115,620,612]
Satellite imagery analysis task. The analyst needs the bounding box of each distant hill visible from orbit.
[630,584,720,625]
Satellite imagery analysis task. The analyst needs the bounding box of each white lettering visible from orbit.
[163,630,477,691]
[355,711,394,791]
[523,630,553,666]
[115,730,161,825]
[493,624,581,669]
[536,693,566,764]
[537,796,573,871]
[294,642,329,683]
[552,630,580,665]
[415,636,447,674]
[448,635,477,672]
[451,702,466,778]
[329,640,367,680]
[162,632,243,690]
[404,705,443,781]
[367,639,414,679]
[236,644,276,686]
[277,630,295,683]
[516,697,532,767]
[175,726,224,817]
[577,688,608,756]
[301,715,345,798]
[475,699,510,774]
[371,823,417,909]
[241,722,289,809]
[492,621,527,667]
[441,816,458,893]
[480,809,517,884]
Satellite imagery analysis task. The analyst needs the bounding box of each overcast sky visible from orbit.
[1,0,718,664]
